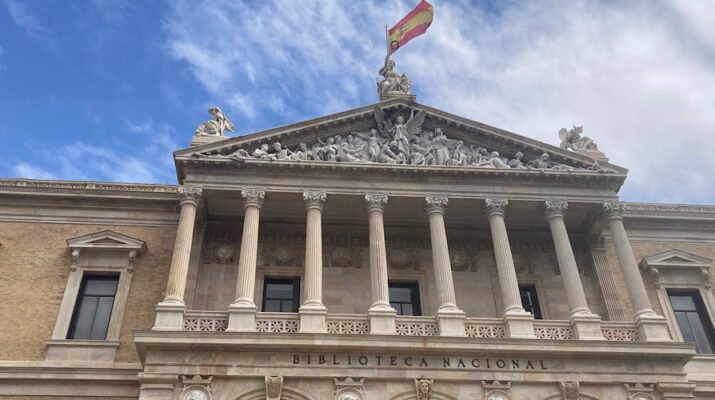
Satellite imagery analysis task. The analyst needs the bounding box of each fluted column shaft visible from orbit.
[163,186,202,304]
[302,192,326,308]
[366,194,391,310]
[485,199,524,315]
[233,190,265,305]
[545,200,591,317]
[603,203,655,317]
[425,195,458,311]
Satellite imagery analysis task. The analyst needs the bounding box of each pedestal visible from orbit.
[152,302,185,331]
[436,309,467,337]
[368,307,397,335]
[570,313,605,340]
[636,314,672,342]
[299,306,328,333]
[503,312,536,339]
[227,303,257,332]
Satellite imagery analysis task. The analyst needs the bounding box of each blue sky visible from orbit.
[1,0,715,204]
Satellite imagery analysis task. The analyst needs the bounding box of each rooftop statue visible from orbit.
[195,106,235,137]
[559,126,598,152]
[377,56,412,100]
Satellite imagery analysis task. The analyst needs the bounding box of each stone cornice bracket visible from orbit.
[241,189,266,209]
[484,198,509,217]
[544,200,569,219]
[265,376,283,400]
[602,201,625,221]
[424,195,448,215]
[303,191,327,211]
[179,185,203,207]
[127,250,138,274]
[365,193,388,213]
[560,381,580,400]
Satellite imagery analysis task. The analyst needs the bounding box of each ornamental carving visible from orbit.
[265,376,283,400]
[304,191,327,210]
[241,189,265,209]
[365,193,389,212]
[415,377,433,400]
[602,201,625,220]
[326,247,363,268]
[485,198,508,216]
[215,106,605,172]
[261,245,303,267]
[483,381,511,400]
[425,195,448,214]
[450,251,477,272]
[560,381,579,400]
[333,377,365,400]
[388,248,419,270]
[195,106,234,137]
[179,185,203,206]
[625,383,656,400]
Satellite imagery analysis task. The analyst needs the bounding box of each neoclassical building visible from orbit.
[1,89,714,400]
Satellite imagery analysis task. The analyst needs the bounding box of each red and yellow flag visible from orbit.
[387,0,434,54]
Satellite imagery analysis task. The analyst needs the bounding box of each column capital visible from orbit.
[425,194,448,215]
[365,193,388,213]
[303,191,327,211]
[241,189,266,209]
[602,201,625,221]
[178,185,202,207]
[485,198,509,217]
[544,199,569,219]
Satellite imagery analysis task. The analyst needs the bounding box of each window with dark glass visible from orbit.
[519,284,543,319]
[262,278,300,312]
[668,289,715,354]
[67,274,119,340]
[389,282,421,316]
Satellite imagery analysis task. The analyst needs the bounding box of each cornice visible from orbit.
[0,178,179,195]
[623,202,715,217]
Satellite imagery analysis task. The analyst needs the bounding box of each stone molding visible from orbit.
[424,195,448,215]
[365,193,389,213]
[303,191,327,211]
[485,198,509,217]
[241,189,266,209]
[0,178,178,193]
[179,185,203,207]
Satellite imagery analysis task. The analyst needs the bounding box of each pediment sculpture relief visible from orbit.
[195,107,235,137]
[218,107,606,172]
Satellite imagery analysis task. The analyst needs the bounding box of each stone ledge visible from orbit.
[45,339,120,363]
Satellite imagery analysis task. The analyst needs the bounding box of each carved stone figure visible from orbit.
[195,107,234,136]
[377,57,412,97]
[252,144,275,160]
[415,378,433,400]
[508,152,527,169]
[560,381,580,400]
[559,126,598,151]
[265,376,283,400]
[272,142,292,160]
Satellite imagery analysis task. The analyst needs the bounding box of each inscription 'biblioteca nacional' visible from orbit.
[292,354,548,371]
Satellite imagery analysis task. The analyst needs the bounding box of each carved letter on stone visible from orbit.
[265,376,283,400]
[415,377,433,400]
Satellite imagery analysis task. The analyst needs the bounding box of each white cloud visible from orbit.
[164,0,715,204]
[2,0,47,37]
[13,162,55,180]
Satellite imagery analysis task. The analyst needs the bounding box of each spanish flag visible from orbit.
[387,0,434,54]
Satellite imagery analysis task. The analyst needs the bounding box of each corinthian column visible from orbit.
[365,194,396,334]
[485,198,535,338]
[603,202,670,341]
[425,195,465,337]
[545,200,603,340]
[227,189,265,332]
[299,191,328,333]
[153,185,202,330]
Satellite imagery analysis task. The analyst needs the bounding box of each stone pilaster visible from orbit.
[603,202,671,341]
[153,186,201,331]
[545,200,603,340]
[227,189,265,332]
[299,191,328,333]
[656,382,696,399]
[365,194,397,334]
[425,195,466,337]
[485,198,535,339]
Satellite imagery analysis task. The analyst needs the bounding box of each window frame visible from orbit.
[262,276,301,313]
[67,273,121,340]
[388,281,422,316]
[519,283,544,320]
[666,289,715,354]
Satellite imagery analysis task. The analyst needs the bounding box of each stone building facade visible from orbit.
[1,98,714,399]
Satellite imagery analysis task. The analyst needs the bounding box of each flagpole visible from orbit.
[385,25,389,55]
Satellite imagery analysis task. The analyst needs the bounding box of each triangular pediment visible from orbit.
[175,98,626,182]
[67,230,147,253]
[641,249,712,269]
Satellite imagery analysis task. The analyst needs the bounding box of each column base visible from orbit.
[299,305,328,333]
[636,313,672,342]
[503,311,536,339]
[227,302,257,332]
[368,306,397,335]
[570,313,605,340]
[436,309,466,337]
[152,302,185,331]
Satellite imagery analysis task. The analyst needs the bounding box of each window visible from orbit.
[67,274,119,340]
[519,284,543,320]
[389,282,421,316]
[668,290,715,354]
[262,278,300,312]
